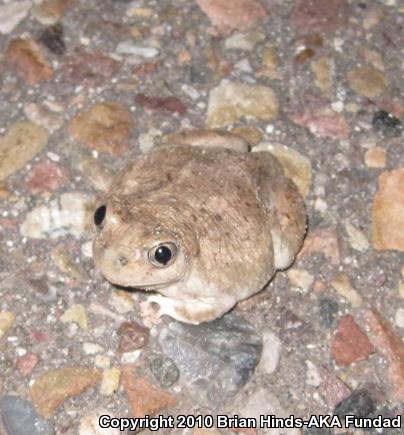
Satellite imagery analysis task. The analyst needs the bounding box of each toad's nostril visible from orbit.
[116,255,128,267]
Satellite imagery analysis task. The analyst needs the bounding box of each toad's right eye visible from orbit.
[94,205,107,227]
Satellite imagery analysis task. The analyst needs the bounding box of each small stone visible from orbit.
[83,343,104,355]
[120,350,141,364]
[0,1,31,34]
[117,321,149,353]
[109,291,134,314]
[395,308,404,329]
[73,154,113,192]
[62,50,121,86]
[116,41,159,58]
[331,273,363,307]
[290,0,349,31]
[60,304,88,330]
[132,62,160,77]
[6,37,53,86]
[51,245,83,282]
[135,94,187,116]
[0,311,15,339]
[318,298,339,328]
[258,331,281,374]
[261,45,278,69]
[122,366,176,417]
[126,6,154,17]
[331,315,374,365]
[26,162,68,194]
[196,0,267,34]
[224,31,264,51]
[0,395,55,435]
[372,110,402,137]
[230,127,263,146]
[319,368,351,408]
[363,6,384,30]
[0,122,48,182]
[298,227,340,265]
[23,102,64,132]
[334,389,376,418]
[252,143,312,198]
[16,353,39,376]
[306,360,321,387]
[100,367,121,396]
[365,147,386,168]
[148,354,179,388]
[311,57,333,94]
[37,24,65,55]
[206,80,278,128]
[365,309,404,401]
[372,168,404,251]
[30,367,101,417]
[344,221,369,252]
[68,102,133,155]
[287,269,314,293]
[94,355,110,370]
[347,66,387,98]
[20,192,91,239]
[79,409,120,435]
[32,0,71,25]
[295,47,315,64]
[361,49,385,72]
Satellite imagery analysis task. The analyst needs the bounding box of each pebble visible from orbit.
[372,110,402,137]
[372,168,404,251]
[100,367,121,396]
[331,315,374,365]
[395,308,404,329]
[117,321,149,353]
[331,273,363,307]
[206,80,278,128]
[306,360,321,387]
[347,66,387,98]
[68,102,134,155]
[224,31,264,51]
[0,122,48,182]
[0,1,31,34]
[30,367,101,417]
[0,311,15,339]
[196,0,267,34]
[94,355,110,370]
[135,94,187,116]
[319,367,351,408]
[298,227,341,265]
[365,309,404,401]
[79,410,120,435]
[363,6,385,30]
[20,192,91,239]
[121,366,176,417]
[26,162,68,194]
[16,352,39,376]
[258,331,281,374]
[120,350,141,364]
[0,395,55,435]
[148,354,180,388]
[311,57,333,94]
[73,154,113,192]
[38,24,65,56]
[365,146,386,168]
[23,103,64,133]
[159,313,262,407]
[31,0,71,26]
[253,142,312,198]
[344,221,369,252]
[318,298,339,328]
[6,37,53,86]
[60,304,88,330]
[334,389,376,418]
[287,268,314,293]
[109,291,134,314]
[116,41,159,58]
[83,342,104,355]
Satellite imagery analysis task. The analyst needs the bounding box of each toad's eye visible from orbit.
[94,205,107,227]
[148,242,178,267]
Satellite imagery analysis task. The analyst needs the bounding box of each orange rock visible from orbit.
[6,37,53,86]
[30,367,101,417]
[365,309,404,401]
[122,365,176,417]
[298,226,340,265]
[365,147,386,168]
[372,168,404,251]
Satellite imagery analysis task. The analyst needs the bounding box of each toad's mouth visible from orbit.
[102,271,180,290]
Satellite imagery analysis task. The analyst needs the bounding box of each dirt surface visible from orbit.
[0,1,403,434]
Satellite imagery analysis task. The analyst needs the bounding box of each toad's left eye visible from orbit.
[148,242,178,267]
[94,205,107,227]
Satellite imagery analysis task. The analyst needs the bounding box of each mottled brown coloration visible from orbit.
[93,141,306,324]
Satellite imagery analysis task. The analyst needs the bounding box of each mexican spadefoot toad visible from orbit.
[93,135,306,324]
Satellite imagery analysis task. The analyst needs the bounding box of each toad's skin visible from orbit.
[93,138,306,324]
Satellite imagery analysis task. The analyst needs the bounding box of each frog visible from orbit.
[92,130,307,324]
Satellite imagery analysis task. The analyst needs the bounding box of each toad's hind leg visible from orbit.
[251,152,307,270]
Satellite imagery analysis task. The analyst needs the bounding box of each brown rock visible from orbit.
[68,102,133,155]
[294,47,315,64]
[311,57,333,94]
[320,367,351,408]
[331,315,374,365]
[135,94,187,116]
[365,309,404,401]
[6,37,53,86]
[26,162,69,194]
[16,352,39,376]
[32,0,71,25]
[196,0,267,34]
[347,66,387,98]
[0,122,49,181]
[298,226,340,265]
[372,168,404,251]
[331,273,363,308]
[30,367,101,417]
[132,62,160,77]
[365,147,386,168]
[290,0,349,32]
[122,366,176,417]
[117,321,149,353]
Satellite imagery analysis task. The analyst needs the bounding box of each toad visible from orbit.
[93,131,307,324]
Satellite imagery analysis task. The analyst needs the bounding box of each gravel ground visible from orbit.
[0,0,403,434]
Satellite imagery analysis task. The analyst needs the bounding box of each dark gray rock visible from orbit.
[0,395,55,435]
[372,110,402,137]
[148,353,180,388]
[334,388,376,418]
[159,313,262,407]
